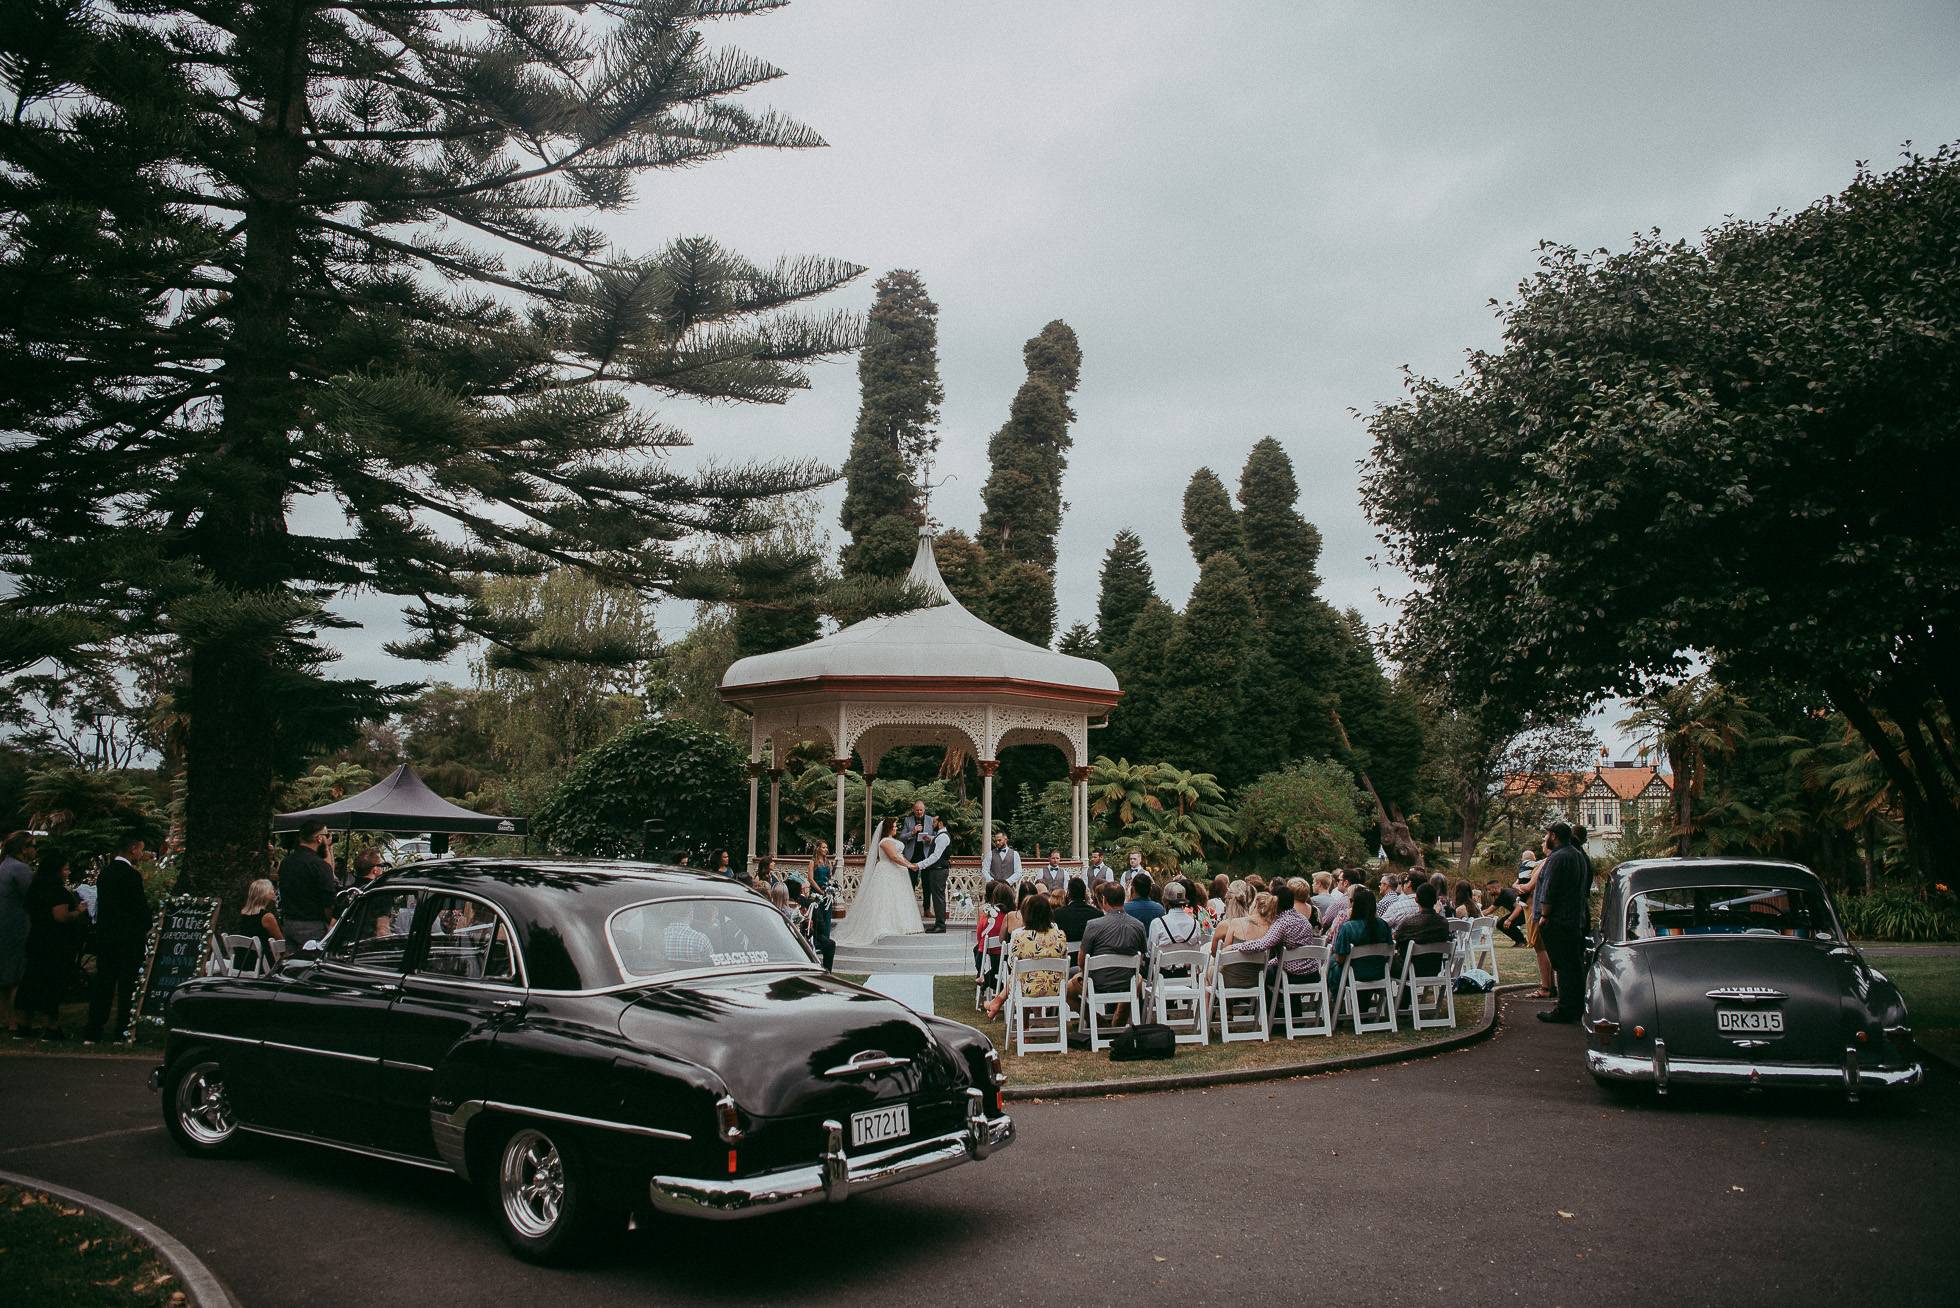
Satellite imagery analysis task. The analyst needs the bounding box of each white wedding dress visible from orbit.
[834,827,923,945]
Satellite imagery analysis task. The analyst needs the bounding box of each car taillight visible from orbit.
[1590,1019,1620,1036]
[715,1094,743,1144]
[984,1048,1005,1114]
[1884,1025,1912,1047]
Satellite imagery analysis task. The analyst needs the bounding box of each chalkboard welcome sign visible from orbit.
[131,895,223,1032]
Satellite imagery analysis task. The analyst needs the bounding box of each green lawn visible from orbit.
[0,1183,185,1308]
[1868,949,1960,1064]
[853,936,1544,1088]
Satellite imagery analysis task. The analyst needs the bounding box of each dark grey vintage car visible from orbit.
[153,861,1013,1261]
[1584,857,1922,1099]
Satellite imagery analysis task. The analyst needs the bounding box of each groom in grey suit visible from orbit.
[918,817,952,933]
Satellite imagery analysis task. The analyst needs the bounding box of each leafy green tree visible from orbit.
[1619,676,1761,857]
[1180,469,1243,568]
[0,0,869,906]
[839,270,942,577]
[1232,758,1369,872]
[1154,553,1255,779]
[23,767,163,869]
[1086,757,1162,841]
[1056,622,1097,658]
[1103,597,1177,762]
[988,560,1058,648]
[534,717,747,862]
[1422,696,1596,876]
[1095,529,1157,653]
[932,530,992,618]
[1008,780,1072,856]
[1363,146,1960,879]
[978,321,1081,571]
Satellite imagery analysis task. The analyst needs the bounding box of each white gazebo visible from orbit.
[718,526,1121,917]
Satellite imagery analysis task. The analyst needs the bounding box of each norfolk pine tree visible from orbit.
[1180,468,1243,568]
[1153,552,1256,779]
[979,320,1080,576]
[1095,528,1157,654]
[0,0,871,904]
[839,269,943,578]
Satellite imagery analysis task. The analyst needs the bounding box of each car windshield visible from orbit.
[608,898,809,977]
[1625,885,1837,942]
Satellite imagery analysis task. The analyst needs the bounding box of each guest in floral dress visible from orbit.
[984,894,1065,1018]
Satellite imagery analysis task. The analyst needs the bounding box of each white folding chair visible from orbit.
[1466,915,1499,978]
[1152,946,1211,1045]
[218,933,264,976]
[1272,944,1334,1038]
[1398,941,1458,1030]
[1447,917,1473,974]
[1005,958,1069,1055]
[1081,952,1142,1051]
[1337,942,1397,1034]
[1213,946,1271,1042]
[975,922,1006,1010]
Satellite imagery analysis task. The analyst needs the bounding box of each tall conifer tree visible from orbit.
[979,320,1080,572]
[1154,553,1255,778]
[1181,469,1244,567]
[1095,529,1157,653]
[0,0,868,903]
[1105,597,1177,762]
[839,270,943,577]
[989,560,1057,647]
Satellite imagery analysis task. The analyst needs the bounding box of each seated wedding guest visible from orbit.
[1067,882,1148,1019]
[1055,878,1097,944]
[1330,886,1393,996]
[1244,874,1267,897]
[1392,881,1452,981]
[233,878,285,972]
[1124,873,1165,929]
[769,882,799,930]
[1213,889,1275,989]
[1237,882,1321,979]
[1147,882,1205,956]
[1452,880,1477,919]
[1380,872,1421,927]
[975,882,1013,990]
[984,893,1066,1018]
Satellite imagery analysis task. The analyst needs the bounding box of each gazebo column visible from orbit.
[745,760,763,871]
[830,759,850,870]
[979,759,999,850]
[861,770,875,871]
[768,766,784,864]
[1070,765,1092,861]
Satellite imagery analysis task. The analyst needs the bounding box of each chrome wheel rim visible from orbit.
[174,1061,236,1145]
[499,1128,565,1239]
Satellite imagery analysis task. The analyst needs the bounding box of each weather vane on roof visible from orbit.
[918,454,955,528]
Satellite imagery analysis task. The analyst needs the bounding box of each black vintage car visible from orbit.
[152,860,1013,1261]
[1584,857,1922,1099]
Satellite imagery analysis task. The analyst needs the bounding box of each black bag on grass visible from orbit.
[1109,1022,1177,1062]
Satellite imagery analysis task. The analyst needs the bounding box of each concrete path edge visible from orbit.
[0,1167,244,1308]
[1002,982,1531,1101]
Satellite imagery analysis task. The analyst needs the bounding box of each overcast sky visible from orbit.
[332,0,1960,754]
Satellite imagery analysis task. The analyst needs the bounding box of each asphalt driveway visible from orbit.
[2,996,1953,1307]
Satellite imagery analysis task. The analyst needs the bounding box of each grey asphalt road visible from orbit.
[3,997,1954,1308]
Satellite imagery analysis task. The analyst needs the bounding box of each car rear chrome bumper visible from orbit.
[1588,1048,1922,1092]
[648,1093,1014,1220]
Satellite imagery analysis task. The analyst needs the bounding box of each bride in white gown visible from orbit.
[833,820,923,946]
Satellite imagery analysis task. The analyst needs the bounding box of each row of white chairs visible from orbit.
[994,933,1475,1056]
[209,934,289,977]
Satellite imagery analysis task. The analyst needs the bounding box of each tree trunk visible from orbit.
[1864,816,1876,895]
[1459,802,1481,878]
[176,5,310,909]
[178,642,278,907]
[1831,680,1960,883]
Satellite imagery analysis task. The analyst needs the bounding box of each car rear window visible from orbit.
[1625,885,1837,941]
[608,898,809,977]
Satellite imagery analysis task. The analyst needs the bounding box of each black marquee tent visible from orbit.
[273,764,527,838]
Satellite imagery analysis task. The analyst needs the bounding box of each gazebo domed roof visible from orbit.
[719,528,1118,703]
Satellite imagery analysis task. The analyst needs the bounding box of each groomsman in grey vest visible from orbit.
[985,830,1021,887]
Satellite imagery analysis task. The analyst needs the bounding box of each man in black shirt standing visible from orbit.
[84,832,153,1044]
[1535,822,1590,1024]
[278,819,339,949]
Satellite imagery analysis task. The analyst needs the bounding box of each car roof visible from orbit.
[1610,857,1823,894]
[362,859,763,989]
